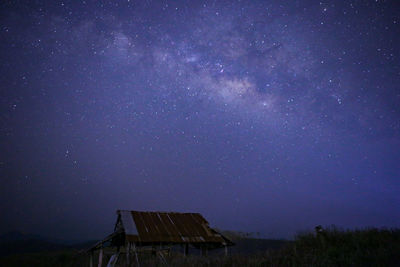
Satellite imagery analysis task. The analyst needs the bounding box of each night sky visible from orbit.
[1,0,399,240]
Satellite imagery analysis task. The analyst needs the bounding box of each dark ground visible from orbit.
[1,227,399,266]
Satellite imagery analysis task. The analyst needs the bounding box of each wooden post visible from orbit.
[184,243,189,256]
[126,242,130,266]
[133,243,140,267]
[89,251,93,267]
[201,246,208,256]
[98,246,103,267]
[224,245,228,256]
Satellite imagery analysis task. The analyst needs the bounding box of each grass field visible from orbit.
[1,227,399,266]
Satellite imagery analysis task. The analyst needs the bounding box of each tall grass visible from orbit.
[136,226,400,266]
[279,226,400,267]
[1,226,399,266]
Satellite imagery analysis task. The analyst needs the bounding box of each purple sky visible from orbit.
[1,0,399,240]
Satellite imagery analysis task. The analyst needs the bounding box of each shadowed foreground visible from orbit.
[0,227,399,266]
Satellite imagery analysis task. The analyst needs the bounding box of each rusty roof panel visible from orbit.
[159,212,180,242]
[131,211,147,241]
[118,210,230,245]
[140,212,156,241]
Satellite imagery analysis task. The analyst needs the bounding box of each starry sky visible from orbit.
[1,0,399,240]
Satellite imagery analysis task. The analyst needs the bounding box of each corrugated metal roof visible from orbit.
[117,210,231,245]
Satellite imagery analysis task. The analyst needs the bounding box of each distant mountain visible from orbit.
[0,230,289,258]
[0,231,97,257]
[214,230,291,254]
[229,238,291,254]
[0,239,68,257]
[205,238,290,256]
[0,231,43,243]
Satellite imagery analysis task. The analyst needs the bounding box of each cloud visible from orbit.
[218,77,255,102]
[104,31,142,63]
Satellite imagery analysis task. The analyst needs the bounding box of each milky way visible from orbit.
[1,1,399,239]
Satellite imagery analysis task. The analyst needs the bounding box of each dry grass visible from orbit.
[1,227,399,266]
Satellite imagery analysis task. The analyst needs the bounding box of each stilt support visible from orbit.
[89,251,93,267]
[126,242,130,266]
[133,243,140,267]
[98,246,103,267]
[201,246,208,256]
[184,243,189,256]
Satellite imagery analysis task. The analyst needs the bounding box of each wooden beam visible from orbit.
[98,246,103,267]
[133,243,140,267]
[201,246,208,256]
[126,242,130,266]
[184,243,189,256]
[89,251,93,267]
[85,229,123,253]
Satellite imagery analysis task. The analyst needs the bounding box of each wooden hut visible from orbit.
[87,210,234,266]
